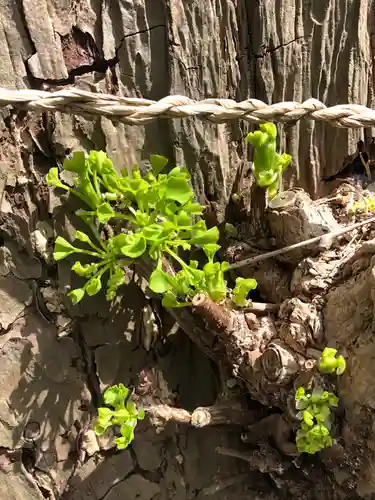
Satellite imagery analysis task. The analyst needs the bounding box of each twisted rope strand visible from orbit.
[1,87,375,127]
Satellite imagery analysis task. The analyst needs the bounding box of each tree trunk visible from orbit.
[0,1,374,500]
[246,0,375,196]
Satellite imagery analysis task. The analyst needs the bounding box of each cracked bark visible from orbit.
[28,25,167,87]
[252,36,304,58]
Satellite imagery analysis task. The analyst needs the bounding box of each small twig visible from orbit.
[314,196,342,206]
[191,402,257,428]
[327,232,360,279]
[192,293,234,332]
[145,405,191,426]
[243,302,279,314]
[229,214,375,270]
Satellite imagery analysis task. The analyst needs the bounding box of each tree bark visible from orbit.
[245,0,375,196]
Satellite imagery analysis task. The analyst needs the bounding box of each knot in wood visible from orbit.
[191,408,211,427]
[261,342,299,384]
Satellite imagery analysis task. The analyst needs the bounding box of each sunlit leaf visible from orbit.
[72,261,98,277]
[150,154,168,175]
[86,276,102,296]
[202,243,221,263]
[74,231,92,244]
[107,268,126,290]
[165,176,193,205]
[104,383,129,409]
[190,227,219,245]
[53,236,78,261]
[46,168,70,190]
[149,266,174,294]
[67,288,85,305]
[97,202,116,224]
[121,233,146,258]
[63,151,86,173]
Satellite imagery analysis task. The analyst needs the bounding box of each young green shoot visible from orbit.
[295,348,346,454]
[94,384,144,450]
[47,150,258,307]
[246,122,291,200]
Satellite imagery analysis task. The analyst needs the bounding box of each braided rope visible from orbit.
[1,87,375,127]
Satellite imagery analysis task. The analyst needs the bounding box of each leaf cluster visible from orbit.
[246,122,291,200]
[349,193,375,214]
[318,347,346,375]
[94,384,144,450]
[47,150,257,307]
[294,348,346,455]
[295,387,338,454]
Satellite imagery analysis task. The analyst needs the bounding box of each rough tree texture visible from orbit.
[0,1,375,500]
[245,0,375,195]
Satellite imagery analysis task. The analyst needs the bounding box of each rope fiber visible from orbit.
[1,87,375,127]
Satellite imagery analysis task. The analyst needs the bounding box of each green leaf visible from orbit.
[142,224,165,241]
[98,407,113,422]
[76,209,95,226]
[322,347,338,358]
[295,400,309,411]
[110,409,131,425]
[67,288,85,305]
[336,355,346,375]
[295,387,306,400]
[150,154,168,175]
[63,151,86,173]
[97,202,116,223]
[316,405,331,424]
[327,393,339,407]
[137,407,145,420]
[174,212,192,227]
[184,202,203,215]
[259,122,277,140]
[203,261,227,302]
[104,384,129,409]
[149,266,174,294]
[203,243,220,263]
[114,423,135,449]
[86,276,102,296]
[120,424,135,445]
[135,211,150,227]
[168,166,190,179]
[126,401,137,416]
[93,407,114,436]
[53,236,78,261]
[75,168,102,209]
[74,231,92,244]
[161,292,182,308]
[310,390,324,404]
[121,233,146,258]
[109,233,128,251]
[114,435,132,450]
[93,421,110,436]
[165,176,193,205]
[88,150,117,176]
[72,262,98,277]
[318,347,346,375]
[302,410,314,427]
[46,168,70,190]
[107,268,126,290]
[190,227,219,245]
[232,277,258,307]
